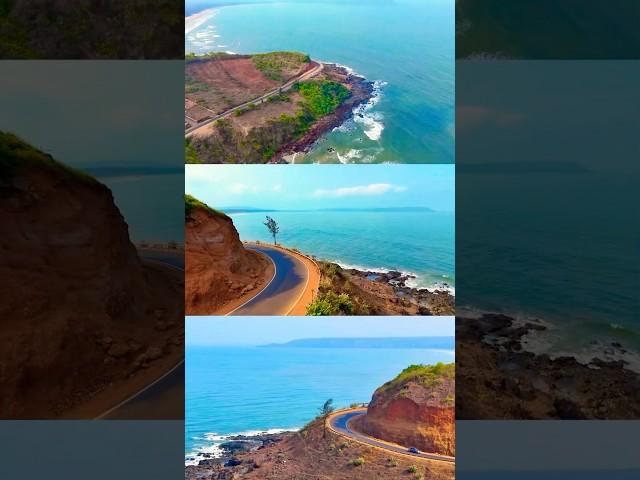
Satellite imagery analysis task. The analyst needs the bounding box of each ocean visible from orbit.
[458,171,639,366]
[100,174,184,243]
[185,345,454,462]
[185,0,455,164]
[229,209,455,291]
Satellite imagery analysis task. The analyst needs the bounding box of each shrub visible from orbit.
[350,457,365,467]
[306,291,354,316]
[294,80,350,116]
[408,465,418,474]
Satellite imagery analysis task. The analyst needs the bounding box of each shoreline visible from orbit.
[276,64,376,163]
[457,311,640,419]
[185,7,218,35]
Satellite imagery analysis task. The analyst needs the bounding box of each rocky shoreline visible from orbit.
[345,266,455,316]
[274,64,375,163]
[186,432,291,479]
[457,313,640,419]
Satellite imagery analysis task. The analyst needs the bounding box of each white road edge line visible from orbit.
[285,251,311,316]
[95,359,185,420]
[94,256,184,420]
[225,246,277,316]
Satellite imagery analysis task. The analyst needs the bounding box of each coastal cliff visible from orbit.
[185,52,374,164]
[0,132,183,418]
[353,363,455,456]
[185,195,272,314]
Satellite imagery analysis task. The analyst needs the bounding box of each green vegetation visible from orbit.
[185,51,235,62]
[184,194,225,219]
[408,465,418,474]
[185,138,200,164]
[306,291,354,316]
[263,216,280,245]
[252,51,310,81]
[294,80,350,117]
[185,74,210,94]
[318,398,335,438]
[0,131,95,184]
[378,363,455,396]
[350,457,365,467]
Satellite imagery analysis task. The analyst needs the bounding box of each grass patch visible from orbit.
[0,130,95,185]
[378,363,455,395]
[252,51,310,81]
[184,194,225,219]
[350,457,365,467]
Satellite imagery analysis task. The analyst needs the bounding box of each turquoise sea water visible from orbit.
[185,0,455,163]
[100,174,184,243]
[185,345,454,461]
[229,209,455,290]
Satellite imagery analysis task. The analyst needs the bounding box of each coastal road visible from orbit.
[96,249,184,420]
[226,244,314,316]
[328,409,456,464]
[186,61,324,137]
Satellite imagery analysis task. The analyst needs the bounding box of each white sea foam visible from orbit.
[185,427,300,465]
[335,149,363,164]
[459,305,640,373]
[352,80,387,141]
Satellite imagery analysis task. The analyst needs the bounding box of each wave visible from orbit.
[329,259,455,295]
[352,80,387,141]
[458,305,640,373]
[185,427,300,466]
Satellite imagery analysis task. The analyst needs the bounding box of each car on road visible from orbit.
[408,447,421,454]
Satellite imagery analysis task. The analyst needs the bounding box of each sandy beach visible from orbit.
[185,7,217,35]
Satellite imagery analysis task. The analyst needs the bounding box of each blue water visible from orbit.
[185,345,454,459]
[100,174,184,243]
[229,209,455,290]
[458,171,639,355]
[185,0,455,163]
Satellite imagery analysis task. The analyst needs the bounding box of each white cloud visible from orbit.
[313,183,407,197]
[229,182,261,194]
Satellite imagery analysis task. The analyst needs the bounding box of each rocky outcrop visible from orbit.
[0,131,183,418]
[185,197,271,314]
[354,363,455,456]
[456,313,640,419]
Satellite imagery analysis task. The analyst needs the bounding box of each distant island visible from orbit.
[185,51,374,163]
[261,337,454,349]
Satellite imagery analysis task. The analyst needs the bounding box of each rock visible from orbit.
[145,346,163,361]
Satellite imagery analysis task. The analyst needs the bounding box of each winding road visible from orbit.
[97,249,184,420]
[186,61,324,137]
[328,409,455,464]
[226,244,313,316]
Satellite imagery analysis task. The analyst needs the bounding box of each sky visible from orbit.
[185,164,455,211]
[0,61,183,169]
[186,316,454,346]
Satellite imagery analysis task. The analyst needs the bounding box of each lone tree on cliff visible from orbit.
[263,216,280,245]
[318,398,335,438]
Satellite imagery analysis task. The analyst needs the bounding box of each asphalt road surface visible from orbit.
[329,409,455,463]
[97,249,184,419]
[227,244,310,316]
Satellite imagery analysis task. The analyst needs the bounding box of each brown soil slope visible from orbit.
[185,200,272,314]
[0,132,183,418]
[354,364,455,456]
[186,419,454,480]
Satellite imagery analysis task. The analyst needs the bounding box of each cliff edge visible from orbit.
[353,363,455,456]
[0,131,183,418]
[185,195,273,314]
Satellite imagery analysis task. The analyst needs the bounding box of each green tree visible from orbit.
[263,216,280,245]
[319,398,335,438]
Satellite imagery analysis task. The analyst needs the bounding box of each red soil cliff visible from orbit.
[0,132,183,418]
[353,363,455,456]
[185,197,272,314]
